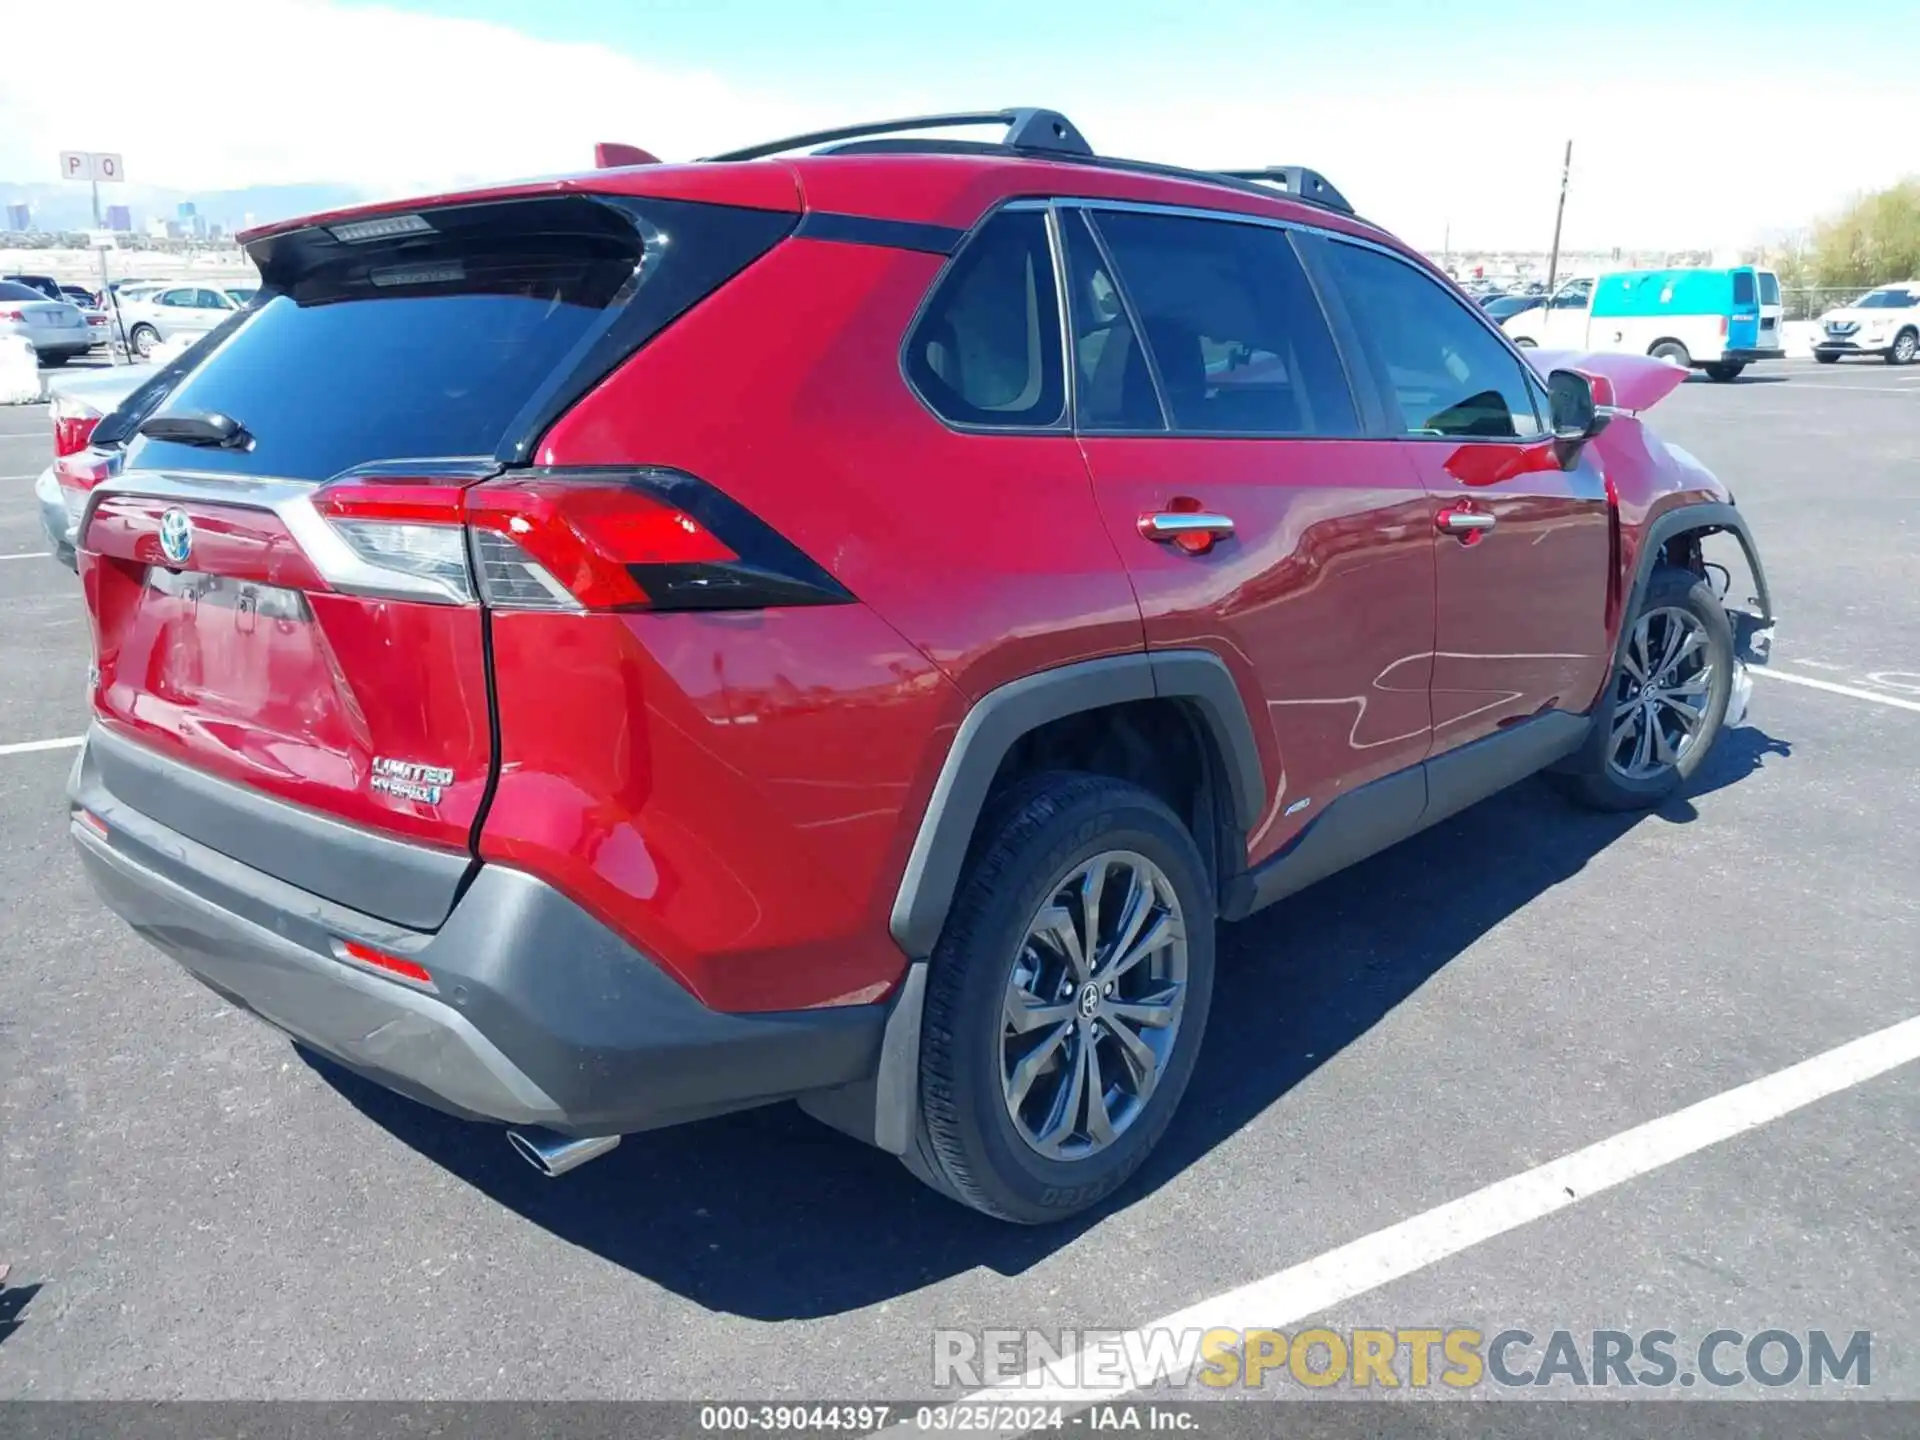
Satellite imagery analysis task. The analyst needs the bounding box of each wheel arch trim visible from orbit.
[887,650,1265,962]
[1625,502,1773,651]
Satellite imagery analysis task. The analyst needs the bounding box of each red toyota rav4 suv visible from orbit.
[68,110,1774,1223]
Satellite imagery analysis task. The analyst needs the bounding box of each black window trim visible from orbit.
[897,197,1075,438]
[900,192,1550,445]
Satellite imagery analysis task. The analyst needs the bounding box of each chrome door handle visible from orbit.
[1138,511,1236,542]
[1435,508,1497,537]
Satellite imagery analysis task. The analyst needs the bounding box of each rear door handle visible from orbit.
[1138,511,1236,542]
[1435,508,1497,538]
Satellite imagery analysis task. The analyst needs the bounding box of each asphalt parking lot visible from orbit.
[1,360,1917,1406]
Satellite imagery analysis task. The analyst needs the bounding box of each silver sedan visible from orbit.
[0,279,95,366]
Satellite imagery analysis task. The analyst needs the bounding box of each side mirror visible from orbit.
[1547,368,1610,442]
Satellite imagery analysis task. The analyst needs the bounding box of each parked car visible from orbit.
[1812,283,1920,365]
[64,108,1775,1223]
[1482,293,1544,321]
[1503,266,1785,381]
[59,284,98,307]
[3,273,64,301]
[113,281,258,357]
[0,279,94,366]
[36,363,155,567]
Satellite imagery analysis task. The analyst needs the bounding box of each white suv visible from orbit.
[1814,283,1920,365]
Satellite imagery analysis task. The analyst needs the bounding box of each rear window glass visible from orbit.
[905,209,1065,429]
[1759,272,1780,305]
[125,195,794,481]
[1732,271,1756,305]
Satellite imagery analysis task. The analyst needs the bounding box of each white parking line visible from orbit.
[1,473,46,480]
[1752,667,1920,714]
[901,1013,1920,1425]
[1,552,52,562]
[0,736,83,757]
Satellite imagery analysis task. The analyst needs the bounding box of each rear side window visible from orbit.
[1759,272,1780,306]
[1317,240,1542,440]
[1732,270,1756,305]
[1090,211,1357,437]
[905,209,1065,429]
[0,281,43,302]
[127,194,796,481]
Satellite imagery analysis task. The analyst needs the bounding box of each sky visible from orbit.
[4,0,1915,251]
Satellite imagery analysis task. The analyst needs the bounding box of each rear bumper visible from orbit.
[68,731,888,1136]
[34,465,77,569]
[1720,347,1785,364]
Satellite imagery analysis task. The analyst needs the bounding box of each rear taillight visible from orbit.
[305,467,850,614]
[51,393,105,457]
[312,482,475,604]
[0,308,24,322]
[56,449,114,540]
[1719,315,1730,338]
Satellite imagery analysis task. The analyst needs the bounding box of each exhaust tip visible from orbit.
[506,1127,621,1178]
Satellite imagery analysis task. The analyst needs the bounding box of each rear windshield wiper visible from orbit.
[137,411,252,450]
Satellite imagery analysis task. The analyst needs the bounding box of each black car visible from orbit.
[1483,293,1545,321]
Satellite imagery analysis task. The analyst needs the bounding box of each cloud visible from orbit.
[0,0,1908,251]
[0,0,831,196]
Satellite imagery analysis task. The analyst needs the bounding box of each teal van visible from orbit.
[1503,266,1785,381]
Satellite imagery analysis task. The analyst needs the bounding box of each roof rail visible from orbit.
[701,108,1094,163]
[1214,167,1352,215]
[699,109,1357,219]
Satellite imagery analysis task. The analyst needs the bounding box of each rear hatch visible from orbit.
[81,188,796,928]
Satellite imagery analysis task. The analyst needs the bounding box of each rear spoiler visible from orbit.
[1522,349,1689,414]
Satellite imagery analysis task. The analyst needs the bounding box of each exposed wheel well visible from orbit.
[977,697,1239,905]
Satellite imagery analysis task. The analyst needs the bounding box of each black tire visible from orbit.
[1889,329,1918,366]
[1814,352,1840,365]
[908,772,1215,1224]
[39,353,69,368]
[1552,567,1734,812]
[130,324,158,358]
[1703,361,1744,382]
[1649,340,1692,368]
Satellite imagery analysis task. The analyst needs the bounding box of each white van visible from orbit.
[1503,266,1785,381]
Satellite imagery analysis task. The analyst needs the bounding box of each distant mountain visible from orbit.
[0,180,374,233]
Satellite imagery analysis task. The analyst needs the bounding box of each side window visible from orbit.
[1550,279,1592,309]
[904,209,1064,429]
[160,288,195,308]
[195,288,230,309]
[1319,240,1544,440]
[1089,210,1357,437]
[1059,210,1164,431]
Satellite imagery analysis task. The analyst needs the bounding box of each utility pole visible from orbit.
[1545,139,1572,295]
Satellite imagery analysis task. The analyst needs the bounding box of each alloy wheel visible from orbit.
[1609,606,1715,780]
[1000,850,1188,1161]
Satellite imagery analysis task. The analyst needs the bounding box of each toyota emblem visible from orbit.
[158,508,194,567]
